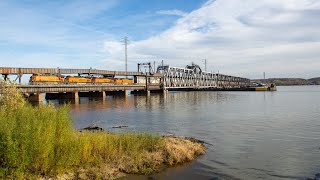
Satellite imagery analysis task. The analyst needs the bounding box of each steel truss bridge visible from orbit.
[0,65,250,98]
[158,64,250,90]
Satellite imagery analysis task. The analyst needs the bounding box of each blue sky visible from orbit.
[0,0,319,78]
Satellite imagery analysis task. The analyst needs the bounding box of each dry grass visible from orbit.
[0,81,206,179]
[163,137,206,165]
[55,137,206,180]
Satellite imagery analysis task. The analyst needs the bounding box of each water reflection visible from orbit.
[47,87,320,180]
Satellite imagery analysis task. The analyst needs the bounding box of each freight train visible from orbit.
[29,74,133,85]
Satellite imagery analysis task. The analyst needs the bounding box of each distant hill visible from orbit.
[253,77,320,86]
[308,77,320,85]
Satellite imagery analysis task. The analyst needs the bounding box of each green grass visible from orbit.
[0,83,163,179]
[0,82,205,179]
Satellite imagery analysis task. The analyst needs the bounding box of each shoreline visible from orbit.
[72,126,207,179]
[57,133,206,180]
[0,82,206,180]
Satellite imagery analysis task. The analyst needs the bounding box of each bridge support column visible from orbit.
[46,92,79,100]
[3,74,8,81]
[163,89,168,95]
[101,91,106,99]
[65,92,79,99]
[28,93,43,102]
[81,91,106,98]
[96,91,106,100]
[45,93,59,99]
[131,90,152,95]
[105,90,128,97]
[122,90,129,97]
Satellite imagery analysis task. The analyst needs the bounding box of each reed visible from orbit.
[0,82,205,179]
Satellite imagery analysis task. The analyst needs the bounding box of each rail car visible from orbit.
[114,78,134,85]
[29,74,133,85]
[92,77,114,84]
[29,74,64,84]
[65,76,92,84]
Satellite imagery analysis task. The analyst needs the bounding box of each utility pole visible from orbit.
[122,36,129,78]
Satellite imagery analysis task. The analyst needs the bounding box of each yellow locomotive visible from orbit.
[92,77,114,84]
[65,76,92,83]
[29,74,133,85]
[29,74,64,84]
[114,78,134,85]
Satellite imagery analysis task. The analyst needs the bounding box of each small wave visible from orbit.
[247,167,272,173]
[267,173,304,180]
[210,159,229,167]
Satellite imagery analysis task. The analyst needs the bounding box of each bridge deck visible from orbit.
[0,67,163,77]
[0,66,251,95]
[0,84,161,94]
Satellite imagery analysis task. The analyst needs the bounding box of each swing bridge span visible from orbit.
[0,65,250,101]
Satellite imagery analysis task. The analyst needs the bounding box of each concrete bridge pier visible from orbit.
[28,93,44,102]
[131,90,150,95]
[91,91,106,98]
[105,90,129,97]
[45,92,79,100]
[162,89,168,95]
[65,92,79,99]
[131,89,168,95]
[79,91,106,99]
[121,90,129,97]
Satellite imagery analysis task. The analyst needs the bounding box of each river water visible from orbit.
[51,86,320,180]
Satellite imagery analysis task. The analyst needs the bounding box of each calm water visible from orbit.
[51,86,320,180]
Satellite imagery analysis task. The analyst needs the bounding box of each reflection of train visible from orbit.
[29,74,133,85]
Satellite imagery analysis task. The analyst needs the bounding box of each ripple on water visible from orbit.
[49,86,320,180]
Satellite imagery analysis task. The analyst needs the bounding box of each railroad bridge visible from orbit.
[158,64,249,89]
[0,65,250,101]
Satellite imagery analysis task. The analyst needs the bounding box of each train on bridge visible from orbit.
[0,64,255,100]
[29,74,134,85]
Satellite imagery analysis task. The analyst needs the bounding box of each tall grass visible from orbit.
[0,81,205,179]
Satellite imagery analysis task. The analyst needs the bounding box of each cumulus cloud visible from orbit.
[1,0,319,78]
[104,0,320,78]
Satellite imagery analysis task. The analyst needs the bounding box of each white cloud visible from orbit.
[1,0,319,78]
[156,9,187,16]
[104,0,320,78]
[0,0,115,69]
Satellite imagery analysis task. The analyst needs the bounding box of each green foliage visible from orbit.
[0,82,163,178]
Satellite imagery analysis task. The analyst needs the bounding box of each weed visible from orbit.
[0,81,205,179]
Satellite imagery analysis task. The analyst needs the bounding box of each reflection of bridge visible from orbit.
[0,66,250,101]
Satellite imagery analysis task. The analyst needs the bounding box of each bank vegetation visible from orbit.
[0,82,205,179]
